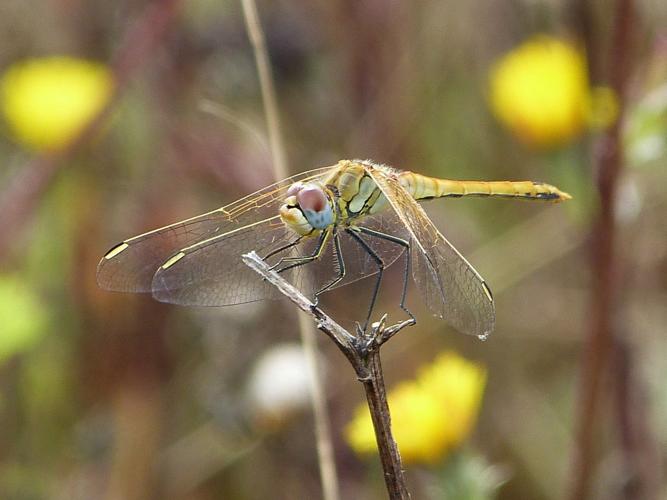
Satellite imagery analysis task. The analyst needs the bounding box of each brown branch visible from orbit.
[241,254,355,347]
[360,351,411,500]
[568,1,636,499]
[0,0,183,262]
[242,251,413,500]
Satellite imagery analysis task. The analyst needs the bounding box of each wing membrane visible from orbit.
[151,210,411,306]
[151,215,296,305]
[97,167,331,293]
[364,164,495,337]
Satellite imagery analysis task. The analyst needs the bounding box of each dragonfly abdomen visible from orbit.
[399,172,571,202]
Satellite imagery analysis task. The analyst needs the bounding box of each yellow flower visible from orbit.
[1,56,113,151]
[489,35,617,148]
[417,352,487,447]
[345,352,486,465]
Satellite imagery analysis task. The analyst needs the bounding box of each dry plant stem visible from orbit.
[297,312,342,500]
[239,3,340,499]
[569,0,635,499]
[360,352,410,500]
[241,0,288,178]
[0,0,183,262]
[242,252,412,500]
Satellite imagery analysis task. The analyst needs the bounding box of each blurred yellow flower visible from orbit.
[345,352,486,465]
[0,275,48,363]
[489,35,617,148]
[1,56,113,151]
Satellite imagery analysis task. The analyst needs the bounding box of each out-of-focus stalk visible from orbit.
[569,1,635,498]
[240,2,341,500]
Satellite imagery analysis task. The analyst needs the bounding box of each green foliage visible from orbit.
[0,275,48,363]
[431,451,509,500]
[625,84,667,168]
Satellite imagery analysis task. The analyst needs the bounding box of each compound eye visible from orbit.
[296,185,327,213]
[286,182,305,197]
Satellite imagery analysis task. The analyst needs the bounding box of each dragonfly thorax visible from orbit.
[279,182,336,236]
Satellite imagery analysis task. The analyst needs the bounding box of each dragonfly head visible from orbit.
[280,182,335,235]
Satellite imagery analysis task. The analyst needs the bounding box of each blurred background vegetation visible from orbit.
[0,0,666,499]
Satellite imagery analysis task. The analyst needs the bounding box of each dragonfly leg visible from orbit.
[313,228,346,305]
[273,228,330,274]
[357,226,415,324]
[263,236,304,268]
[346,228,384,333]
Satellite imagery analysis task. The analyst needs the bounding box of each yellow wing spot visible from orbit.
[481,282,494,303]
[161,251,186,270]
[103,242,129,260]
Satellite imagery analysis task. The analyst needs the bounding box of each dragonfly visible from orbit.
[97,159,571,339]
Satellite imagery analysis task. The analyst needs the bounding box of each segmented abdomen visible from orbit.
[398,172,571,202]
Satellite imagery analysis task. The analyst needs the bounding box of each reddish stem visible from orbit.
[569,1,635,499]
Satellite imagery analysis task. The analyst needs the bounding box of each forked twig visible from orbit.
[242,251,414,500]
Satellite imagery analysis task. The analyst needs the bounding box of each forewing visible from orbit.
[97,166,331,293]
[151,216,404,307]
[152,215,297,305]
[364,165,495,337]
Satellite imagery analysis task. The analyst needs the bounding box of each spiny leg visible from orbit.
[346,228,385,333]
[263,235,304,266]
[357,226,415,324]
[313,228,346,306]
[274,228,330,274]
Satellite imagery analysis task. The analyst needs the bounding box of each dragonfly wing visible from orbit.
[152,216,299,306]
[153,211,413,307]
[327,211,409,290]
[97,167,331,293]
[152,216,389,306]
[364,165,495,338]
